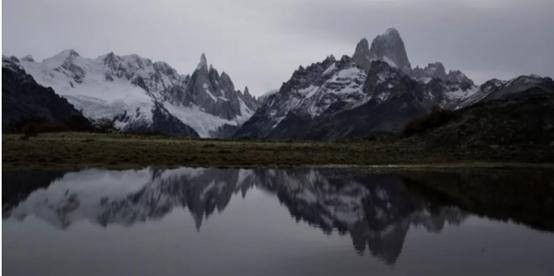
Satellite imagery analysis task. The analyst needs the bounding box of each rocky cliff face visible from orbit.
[166,54,258,121]
[352,28,412,73]
[368,28,412,73]
[2,56,92,132]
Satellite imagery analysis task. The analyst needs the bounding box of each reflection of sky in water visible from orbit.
[3,167,554,276]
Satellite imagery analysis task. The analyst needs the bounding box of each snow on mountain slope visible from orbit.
[300,62,369,117]
[2,56,93,132]
[235,28,478,140]
[164,102,251,137]
[19,50,259,137]
[21,50,155,128]
[238,55,370,135]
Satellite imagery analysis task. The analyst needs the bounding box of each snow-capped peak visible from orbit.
[52,49,80,61]
[18,50,260,138]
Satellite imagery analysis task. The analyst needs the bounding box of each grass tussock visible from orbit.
[2,132,552,170]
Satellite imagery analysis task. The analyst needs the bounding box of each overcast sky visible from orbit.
[4,0,554,96]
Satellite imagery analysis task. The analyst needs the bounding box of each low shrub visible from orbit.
[403,109,457,137]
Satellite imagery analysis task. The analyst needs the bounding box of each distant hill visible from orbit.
[405,75,554,147]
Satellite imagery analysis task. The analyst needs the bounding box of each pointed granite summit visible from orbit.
[197,53,208,71]
[178,53,259,124]
[369,28,411,73]
[351,28,411,73]
[352,38,371,70]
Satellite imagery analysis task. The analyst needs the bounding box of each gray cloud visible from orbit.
[4,0,554,95]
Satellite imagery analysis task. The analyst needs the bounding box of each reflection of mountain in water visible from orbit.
[257,170,465,264]
[5,168,257,230]
[2,167,481,265]
[97,168,257,229]
[2,170,65,215]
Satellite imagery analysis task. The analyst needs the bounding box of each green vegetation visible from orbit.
[3,132,553,170]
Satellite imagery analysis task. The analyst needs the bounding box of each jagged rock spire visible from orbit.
[369,28,411,73]
[197,53,208,70]
[352,38,371,70]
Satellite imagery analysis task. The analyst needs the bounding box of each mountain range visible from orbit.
[3,27,553,141]
[234,28,552,140]
[3,56,93,132]
[4,51,259,137]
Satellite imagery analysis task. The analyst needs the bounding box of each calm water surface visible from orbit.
[3,167,554,276]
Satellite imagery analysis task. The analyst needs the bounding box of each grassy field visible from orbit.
[3,132,553,170]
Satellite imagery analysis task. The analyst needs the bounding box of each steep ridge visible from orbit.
[2,56,92,132]
[235,28,477,140]
[19,51,259,137]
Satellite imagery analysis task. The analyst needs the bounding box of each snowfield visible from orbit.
[19,50,257,137]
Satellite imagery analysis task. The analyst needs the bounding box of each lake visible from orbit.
[3,167,554,276]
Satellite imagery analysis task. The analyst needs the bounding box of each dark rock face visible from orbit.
[412,62,448,80]
[150,103,199,137]
[411,62,473,85]
[352,38,372,70]
[164,54,260,121]
[2,56,92,132]
[369,28,412,73]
